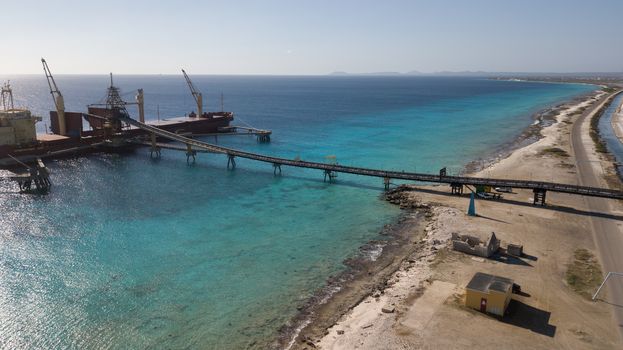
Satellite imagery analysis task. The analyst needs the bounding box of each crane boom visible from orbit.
[181,69,203,117]
[41,58,66,135]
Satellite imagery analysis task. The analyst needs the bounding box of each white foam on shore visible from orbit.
[366,243,384,262]
[285,318,311,350]
[285,283,342,349]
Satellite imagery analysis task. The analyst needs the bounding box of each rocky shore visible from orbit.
[286,87,623,350]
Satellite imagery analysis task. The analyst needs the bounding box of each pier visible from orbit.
[1,157,51,192]
[115,114,623,205]
[216,126,272,142]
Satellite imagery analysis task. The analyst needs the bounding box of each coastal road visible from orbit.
[571,91,623,340]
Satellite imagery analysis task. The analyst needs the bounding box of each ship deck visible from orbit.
[36,133,70,142]
[145,115,230,127]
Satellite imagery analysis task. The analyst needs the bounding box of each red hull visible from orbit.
[1,112,234,166]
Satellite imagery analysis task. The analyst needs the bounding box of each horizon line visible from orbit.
[1,71,623,77]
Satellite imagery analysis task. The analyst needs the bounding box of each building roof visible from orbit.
[466,272,513,294]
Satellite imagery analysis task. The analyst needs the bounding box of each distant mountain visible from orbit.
[328,71,402,76]
[432,70,491,76]
[328,70,496,77]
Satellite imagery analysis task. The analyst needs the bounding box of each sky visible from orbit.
[1,0,622,75]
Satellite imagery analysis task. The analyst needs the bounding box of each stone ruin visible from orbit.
[451,232,500,258]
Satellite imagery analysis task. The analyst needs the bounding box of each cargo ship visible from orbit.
[0,61,235,167]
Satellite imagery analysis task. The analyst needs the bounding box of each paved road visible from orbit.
[571,91,623,341]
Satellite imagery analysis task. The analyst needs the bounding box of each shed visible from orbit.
[465,272,513,316]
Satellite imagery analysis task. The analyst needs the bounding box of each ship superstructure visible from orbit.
[0,82,41,147]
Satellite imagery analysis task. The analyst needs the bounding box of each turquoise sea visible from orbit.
[0,76,595,349]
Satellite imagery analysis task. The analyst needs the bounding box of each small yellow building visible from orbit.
[465,272,513,316]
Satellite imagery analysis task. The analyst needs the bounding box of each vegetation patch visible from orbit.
[557,162,574,169]
[602,87,617,93]
[539,147,569,158]
[565,249,603,299]
[572,106,587,115]
[589,103,609,154]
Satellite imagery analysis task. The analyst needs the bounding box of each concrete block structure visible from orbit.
[465,272,513,316]
[507,244,524,256]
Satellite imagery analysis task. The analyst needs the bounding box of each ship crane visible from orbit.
[182,69,203,118]
[1,81,14,110]
[41,58,66,135]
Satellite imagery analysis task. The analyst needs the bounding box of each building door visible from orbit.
[480,298,487,312]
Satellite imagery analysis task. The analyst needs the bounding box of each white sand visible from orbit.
[315,90,622,350]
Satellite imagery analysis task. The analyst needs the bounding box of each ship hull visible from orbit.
[1,113,234,167]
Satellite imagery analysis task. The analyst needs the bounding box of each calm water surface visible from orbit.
[598,93,623,177]
[0,76,595,348]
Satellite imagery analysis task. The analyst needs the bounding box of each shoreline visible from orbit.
[280,87,606,349]
[278,209,429,349]
[309,88,623,349]
[609,94,623,162]
[463,90,600,174]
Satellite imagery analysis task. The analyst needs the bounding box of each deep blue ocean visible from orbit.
[0,75,595,349]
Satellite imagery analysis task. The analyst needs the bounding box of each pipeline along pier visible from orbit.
[116,115,623,206]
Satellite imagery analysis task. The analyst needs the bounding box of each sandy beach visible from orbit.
[290,88,623,349]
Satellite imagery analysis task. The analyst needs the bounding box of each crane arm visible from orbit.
[41,58,66,135]
[181,69,203,117]
[42,58,63,111]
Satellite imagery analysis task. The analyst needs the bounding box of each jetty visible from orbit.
[116,114,623,206]
[1,157,51,192]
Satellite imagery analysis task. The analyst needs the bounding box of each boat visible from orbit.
[0,62,236,167]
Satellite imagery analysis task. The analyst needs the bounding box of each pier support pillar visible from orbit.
[451,183,463,195]
[439,167,447,178]
[150,146,161,159]
[227,154,236,170]
[17,161,52,193]
[533,189,547,206]
[186,144,196,164]
[150,133,161,158]
[257,134,271,143]
[467,192,476,216]
[383,177,391,191]
[324,170,337,182]
[273,163,282,176]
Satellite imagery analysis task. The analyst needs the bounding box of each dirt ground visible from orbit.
[314,91,623,349]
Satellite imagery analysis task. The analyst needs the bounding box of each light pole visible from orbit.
[593,271,623,301]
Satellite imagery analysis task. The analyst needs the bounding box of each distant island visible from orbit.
[329,70,494,77]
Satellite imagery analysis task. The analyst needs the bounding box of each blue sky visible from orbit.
[2,0,622,74]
